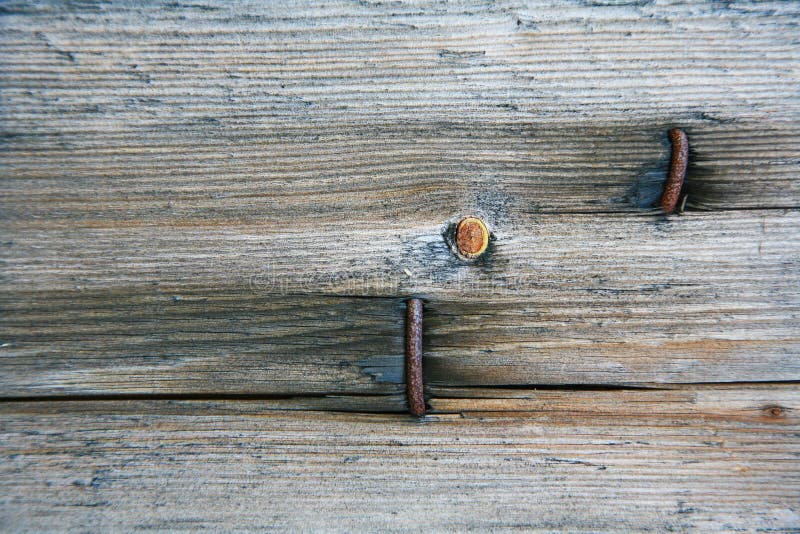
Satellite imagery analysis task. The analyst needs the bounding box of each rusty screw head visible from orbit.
[455,217,489,259]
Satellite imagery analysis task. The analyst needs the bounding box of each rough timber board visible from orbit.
[1,0,800,219]
[2,1,800,395]
[3,210,798,299]
[0,292,407,398]
[1,122,798,222]
[1,0,800,531]
[2,210,798,395]
[1,385,798,532]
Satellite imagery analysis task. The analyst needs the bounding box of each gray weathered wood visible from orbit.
[2,1,800,530]
[1,0,799,219]
[1,385,798,532]
[3,211,798,395]
[0,291,406,398]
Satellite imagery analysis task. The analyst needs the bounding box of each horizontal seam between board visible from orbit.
[1,382,797,404]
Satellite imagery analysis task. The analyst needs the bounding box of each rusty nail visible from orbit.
[405,298,425,417]
[660,128,689,214]
[455,216,489,259]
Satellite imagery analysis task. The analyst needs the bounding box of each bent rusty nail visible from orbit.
[660,128,689,214]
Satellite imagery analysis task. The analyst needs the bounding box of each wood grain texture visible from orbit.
[1,0,799,223]
[1,385,798,532]
[0,291,407,398]
[2,1,800,529]
[2,2,799,395]
[3,210,798,395]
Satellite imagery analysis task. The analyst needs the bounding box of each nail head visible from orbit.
[455,217,489,259]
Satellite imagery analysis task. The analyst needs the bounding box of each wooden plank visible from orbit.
[1,0,799,218]
[4,210,798,299]
[2,2,799,394]
[1,2,798,530]
[2,210,798,395]
[1,385,798,531]
[0,291,406,398]
[428,384,800,418]
[2,123,797,220]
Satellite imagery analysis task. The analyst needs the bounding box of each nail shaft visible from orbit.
[405,298,425,417]
[660,128,689,214]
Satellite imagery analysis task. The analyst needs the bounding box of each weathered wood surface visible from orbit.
[1,0,800,530]
[2,210,799,396]
[1,0,799,215]
[2,1,800,398]
[0,292,407,398]
[1,386,798,532]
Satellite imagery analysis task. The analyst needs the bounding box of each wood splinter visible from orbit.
[405,298,425,417]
